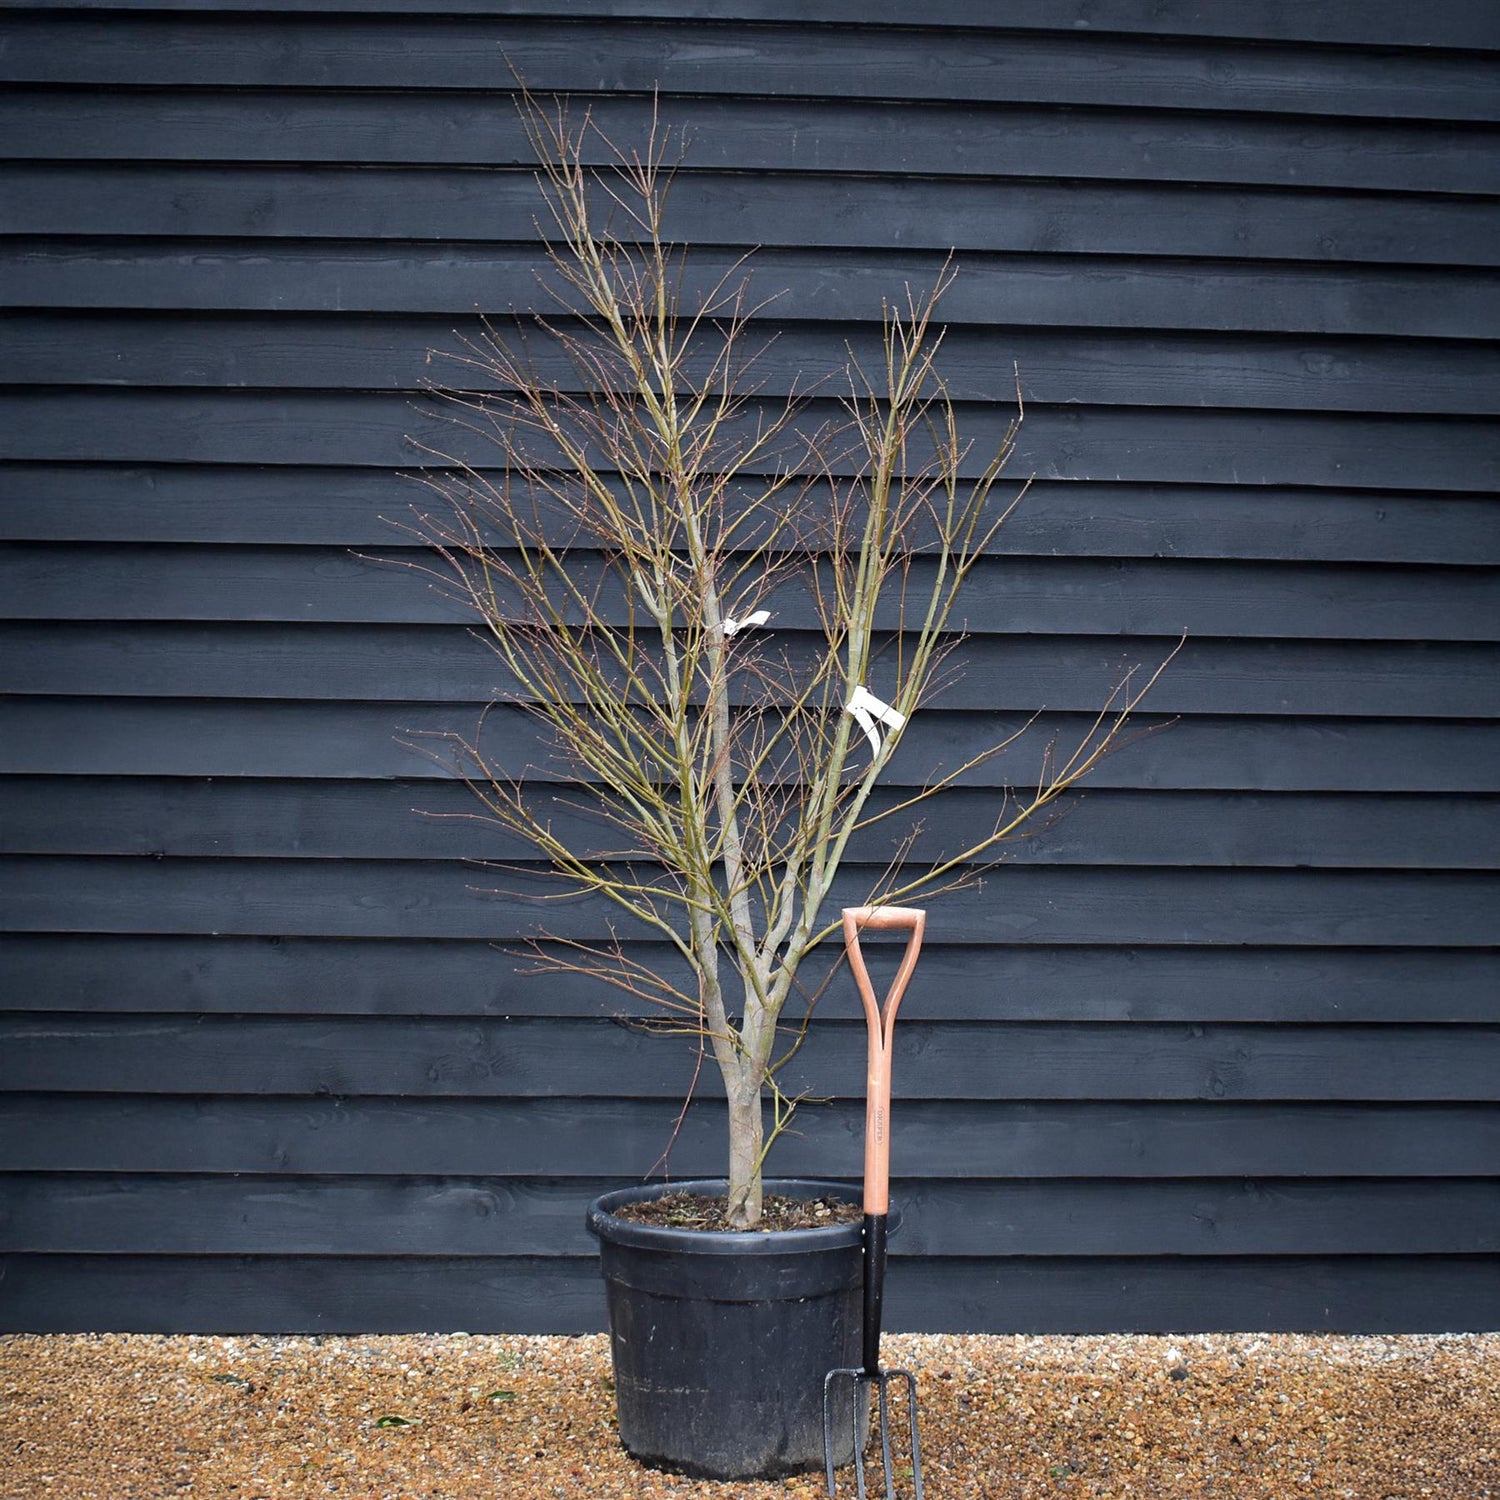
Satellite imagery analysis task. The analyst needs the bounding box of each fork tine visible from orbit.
[824,1366,867,1498]
[882,1369,924,1500]
[900,1370,925,1500]
[823,1369,842,1496]
[877,1375,895,1500]
[851,1376,869,1500]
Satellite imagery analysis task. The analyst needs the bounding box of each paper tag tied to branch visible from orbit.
[846,684,907,757]
[721,609,771,638]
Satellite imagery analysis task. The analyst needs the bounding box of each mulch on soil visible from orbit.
[610,1191,863,1232]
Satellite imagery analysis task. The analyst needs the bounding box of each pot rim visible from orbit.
[588,1177,894,1255]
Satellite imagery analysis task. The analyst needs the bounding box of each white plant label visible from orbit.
[846,684,907,757]
[721,609,771,637]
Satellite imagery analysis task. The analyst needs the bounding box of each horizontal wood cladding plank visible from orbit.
[8,90,1498,197]
[7,394,1497,494]
[3,1096,1496,1178]
[4,1015,1495,1101]
[11,2,1497,54]
[895,1179,1500,1258]
[0,1251,605,1334]
[5,700,1495,792]
[8,165,1498,266]
[4,779,1496,871]
[5,1251,1498,1335]
[5,464,1493,565]
[6,934,1496,1022]
[5,622,1497,717]
[11,246,1498,342]
[0,1174,592,1256]
[888,1256,1500,1335]
[9,546,1499,642]
[14,314,1499,416]
[4,17,1497,122]
[6,1175,1495,1257]
[4,855,1497,947]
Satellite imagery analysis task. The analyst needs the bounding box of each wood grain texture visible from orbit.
[6,466,1495,563]
[10,1,1498,52]
[5,934,1495,1022]
[9,164,1498,264]
[5,1251,1498,1334]
[4,1096,1496,1178]
[5,1176,1495,1257]
[3,1014,1495,1101]
[8,545,1498,640]
[5,16,1498,121]
[9,90,1499,198]
[6,779,1497,869]
[4,700,1495,790]
[5,856,1497,947]
[11,313,1499,416]
[10,248,1497,343]
[7,393,1498,493]
[5,623,1497,717]
[888,1257,1500,1336]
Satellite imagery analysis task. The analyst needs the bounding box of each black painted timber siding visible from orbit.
[2,2,1498,1334]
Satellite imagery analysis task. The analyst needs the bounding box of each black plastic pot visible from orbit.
[587,1177,896,1480]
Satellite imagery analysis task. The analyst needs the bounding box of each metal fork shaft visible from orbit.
[861,1214,887,1373]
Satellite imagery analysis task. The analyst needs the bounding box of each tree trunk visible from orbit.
[725,1087,765,1228]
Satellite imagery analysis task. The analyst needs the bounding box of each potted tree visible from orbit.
[407,92,1168,1479]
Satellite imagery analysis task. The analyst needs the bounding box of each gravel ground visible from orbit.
[3,1331,1497,1499]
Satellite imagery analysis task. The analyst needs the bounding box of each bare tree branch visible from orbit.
[403,86,1171,1227]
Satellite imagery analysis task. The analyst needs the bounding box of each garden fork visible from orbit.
[823,904,925,1500]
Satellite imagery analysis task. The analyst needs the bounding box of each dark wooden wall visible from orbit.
[2,1,1498,1334]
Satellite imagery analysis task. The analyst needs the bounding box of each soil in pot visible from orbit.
[612,1190,864,1233]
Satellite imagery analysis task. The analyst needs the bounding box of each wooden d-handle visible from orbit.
[842,905,925,1215]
